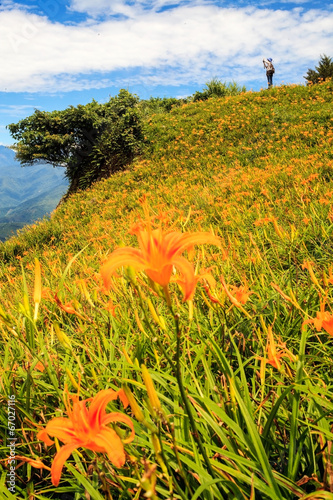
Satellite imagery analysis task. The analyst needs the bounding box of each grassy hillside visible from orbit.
[0,82,333,499]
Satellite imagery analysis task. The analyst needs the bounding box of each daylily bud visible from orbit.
[147,299,163,328]
[122,348,133,366]
[65,368,79,390]
[54,322,72,349]
[33,258,42,321]
[123,385,145,422]
[141,365,161,415]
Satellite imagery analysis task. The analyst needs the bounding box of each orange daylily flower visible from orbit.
[35,361,45,372]
[220,276,252,319]
[253,217,272,227]
[203,279,252,307]
[54,293,77,315]
[203,283,220,304]
[54,293,87,320]
[37,388,134,487]
[258,326,295,371]
[101,222,220,301]
[105,299,120,317]
[301,260,320,287]
[229,284,252,305]
[41,287,52,300]
[303,304,333,336]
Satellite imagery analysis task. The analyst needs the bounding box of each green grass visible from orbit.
[0,81,333,499]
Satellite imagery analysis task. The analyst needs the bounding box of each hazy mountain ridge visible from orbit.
[0,146,68,241]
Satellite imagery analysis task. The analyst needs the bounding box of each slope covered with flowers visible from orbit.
[0,81,333,499]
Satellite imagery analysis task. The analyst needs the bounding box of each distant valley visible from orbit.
[0,146,68,242]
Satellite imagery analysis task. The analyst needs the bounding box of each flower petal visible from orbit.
[101,248,146,289]
[323,317,333,335]
[164,231,221,258]
[101,412,135,444]
[39,417,76,444]
[51,442,79,486]
[171,256,196,301]
[94,428,126,467]
[36,428,54,446]
[88,389,128,427]
[145,264,173,287]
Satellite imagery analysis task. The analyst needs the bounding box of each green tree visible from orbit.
[304,54,333,84]
[7,90,144,194]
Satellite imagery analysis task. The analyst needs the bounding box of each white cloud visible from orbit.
[68,0,139,18]
[68,0,203,18]
[0,0,27,10]
[0,104,38,115]
[0,3,332,93]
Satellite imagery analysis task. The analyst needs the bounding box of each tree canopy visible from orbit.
[304,54,333,85]
[7,90,144,194]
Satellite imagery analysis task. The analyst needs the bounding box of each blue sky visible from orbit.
[0,0,332,146]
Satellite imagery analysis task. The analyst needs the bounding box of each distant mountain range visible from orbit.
[0,146,68,242]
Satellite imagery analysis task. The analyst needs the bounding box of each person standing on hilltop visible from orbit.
[263,57,275,88]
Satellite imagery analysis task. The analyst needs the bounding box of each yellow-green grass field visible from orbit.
[1,81,333,500]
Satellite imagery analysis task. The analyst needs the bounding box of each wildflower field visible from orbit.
[1,81,333,500]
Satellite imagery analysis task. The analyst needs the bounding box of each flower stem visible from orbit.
[173,313,217,480]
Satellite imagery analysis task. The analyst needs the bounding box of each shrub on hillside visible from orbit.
[7,90,144,194]
[192,78,246,101]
